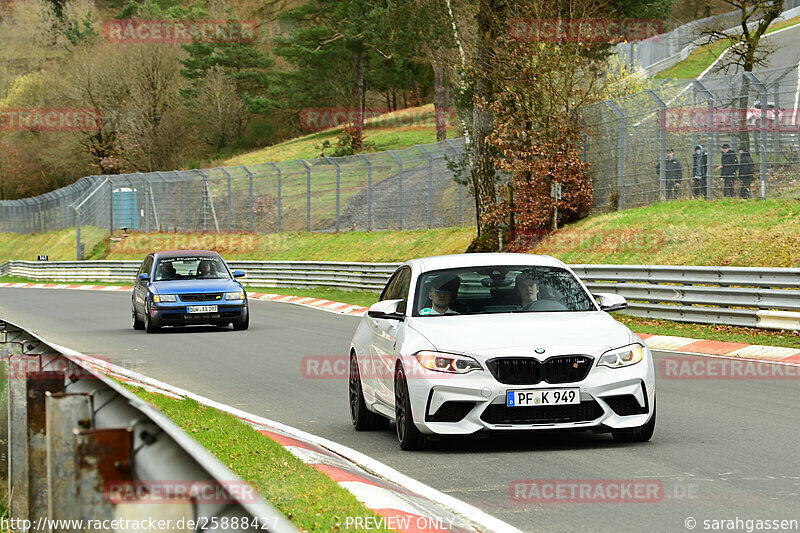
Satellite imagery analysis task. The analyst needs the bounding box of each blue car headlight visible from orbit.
[153,294,177,303]
[225,291,245,301]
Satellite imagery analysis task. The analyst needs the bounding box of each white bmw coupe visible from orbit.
[349,253,656,450]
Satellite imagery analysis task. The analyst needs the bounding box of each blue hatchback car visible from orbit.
[132,250,249,332]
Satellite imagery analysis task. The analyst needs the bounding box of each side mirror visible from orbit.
[594,292,627,312]
[138,273,150,282]
[233,270,246,278]
[368,299,405,321]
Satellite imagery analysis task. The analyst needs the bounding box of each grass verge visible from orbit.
[223,104,458,166]
[530,198,800,267]
[0,227,107,263]
[124,385,393,533]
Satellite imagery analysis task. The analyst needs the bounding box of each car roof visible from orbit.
[154,250,223,260]
[404,253,567,273]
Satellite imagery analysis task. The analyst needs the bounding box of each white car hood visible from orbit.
[407,312,634,358]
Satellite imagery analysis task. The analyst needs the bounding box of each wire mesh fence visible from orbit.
[3,64,800,259]
[0,138,474,252]
[584,64,800,212]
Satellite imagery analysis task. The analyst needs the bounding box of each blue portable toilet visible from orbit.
[113,188,138,230]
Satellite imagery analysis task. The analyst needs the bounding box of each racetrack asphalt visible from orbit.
[1,287,799,532]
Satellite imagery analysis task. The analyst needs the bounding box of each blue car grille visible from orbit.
[179,293,223,302]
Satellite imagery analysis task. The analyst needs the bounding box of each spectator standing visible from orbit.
[691,145,707,198]
[655,148,682,199]
[717,143,738,198]
[737,146,755,199]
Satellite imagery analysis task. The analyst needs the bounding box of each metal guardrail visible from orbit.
[0,260,401,291]
[572,264,800,330]
[0,319,298,531]
[1,260,798,330]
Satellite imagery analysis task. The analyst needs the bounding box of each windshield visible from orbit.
[154,256,230,281]
[412,266,596,316]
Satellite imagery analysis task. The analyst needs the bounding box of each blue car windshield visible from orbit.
[154,256,230,281]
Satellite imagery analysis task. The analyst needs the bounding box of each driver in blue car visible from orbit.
[420,273,461,315]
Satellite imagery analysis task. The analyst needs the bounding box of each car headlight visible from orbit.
[598,344,645,369]
[225,291,245,300]
[153,294,177,303]
[415,351,482,374]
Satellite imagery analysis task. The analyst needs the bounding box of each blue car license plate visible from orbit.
[187,305,218,313]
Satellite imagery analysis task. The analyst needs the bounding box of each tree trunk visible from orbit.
[353,48,365,149]
[470,0,501,237]
[431,57,447,142]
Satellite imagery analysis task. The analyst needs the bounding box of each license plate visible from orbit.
[187,305,218,313]
[506,388,580,407]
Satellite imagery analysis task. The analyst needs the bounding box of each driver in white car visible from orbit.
[420,274,461,315]
[515,272,540,310]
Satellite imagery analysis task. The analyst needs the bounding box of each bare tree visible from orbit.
[700,0,784,150]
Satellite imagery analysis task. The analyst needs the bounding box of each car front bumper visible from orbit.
[150,301,247,326]
[404,354,655,436]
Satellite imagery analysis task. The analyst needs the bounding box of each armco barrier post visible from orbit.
[27,369,64,519]
[75,427,133,522]
[7,353,30,520]
[47,392,92,529]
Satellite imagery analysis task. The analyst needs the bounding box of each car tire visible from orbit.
[132,307,144,330]
[349,353,389,431]
[394,364,426,451]
[233,306,249,331]
[612,398,656,443]
[144,303,160,333]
